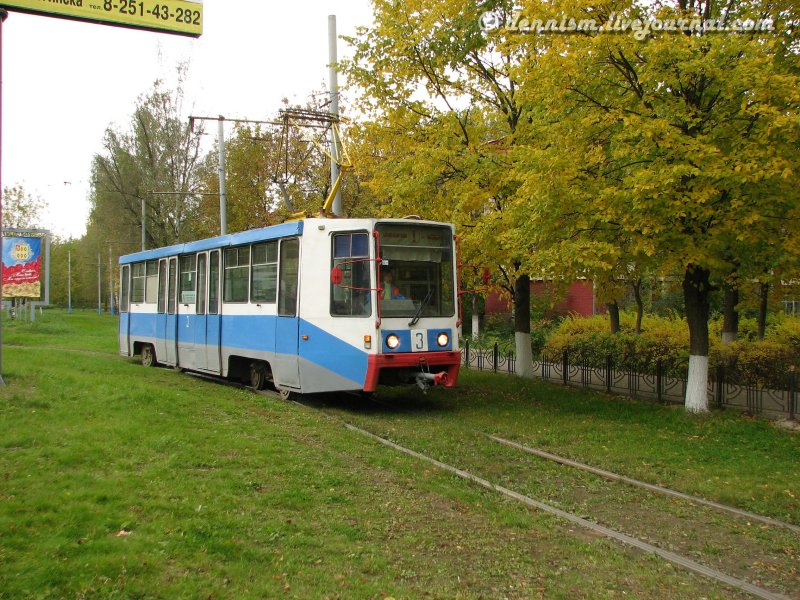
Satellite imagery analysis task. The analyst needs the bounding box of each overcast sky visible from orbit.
[1,1,374,239]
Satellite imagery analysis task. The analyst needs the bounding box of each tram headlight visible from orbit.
[385,334,401,350]
[436,332,449,347]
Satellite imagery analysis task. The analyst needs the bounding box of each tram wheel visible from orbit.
[249,362,268,390]
[278,388,296,401]
[141,344,156,368]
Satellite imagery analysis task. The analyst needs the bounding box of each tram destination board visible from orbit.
[0,0,202,37]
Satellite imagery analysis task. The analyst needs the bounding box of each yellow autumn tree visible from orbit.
[344,0,542,374]
[505,0,800,411]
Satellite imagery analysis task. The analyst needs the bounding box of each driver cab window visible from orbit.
[331,232,371,317]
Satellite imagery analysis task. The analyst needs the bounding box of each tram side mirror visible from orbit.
[330,266,343,286]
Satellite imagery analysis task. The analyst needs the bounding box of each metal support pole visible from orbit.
[217,116,227,235]
[44,233,50,306]
[108,248,114,316]
[656,361,663,403]
[141,197,146,252]
[67,249,72,312]
[328,15,342,217]
[97,253,101,315]
[0,9,9,385]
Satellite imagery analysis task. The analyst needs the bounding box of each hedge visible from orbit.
[541,313,800,388]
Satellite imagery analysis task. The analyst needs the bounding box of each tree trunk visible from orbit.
[683,265,711,413]
[721,282,739,343]
[471,294,480,341]
[514,274,534,378]
[757,282,769,341]
[607,300,621,334]
[632,279,644,334]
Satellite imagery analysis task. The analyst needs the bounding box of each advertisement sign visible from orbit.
[2,236,42,298]
[0,0,202,37]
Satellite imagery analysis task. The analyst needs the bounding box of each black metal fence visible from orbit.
[460,339,798,421]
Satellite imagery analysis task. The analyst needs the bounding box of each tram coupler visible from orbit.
[415,371,449,393]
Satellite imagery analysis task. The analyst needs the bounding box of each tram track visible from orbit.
[175,371,799,599]
[341,420,790,600]
[281,392,798,600]
[485,433,800,535]
[359,391,800,532]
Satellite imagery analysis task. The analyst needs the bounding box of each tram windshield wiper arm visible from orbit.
[408,289,433,326]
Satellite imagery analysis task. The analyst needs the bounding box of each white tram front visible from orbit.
[118,218,462,395]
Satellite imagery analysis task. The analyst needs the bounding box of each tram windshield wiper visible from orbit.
[408,289,433,326]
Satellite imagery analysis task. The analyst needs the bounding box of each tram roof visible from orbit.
[119,221,304,265]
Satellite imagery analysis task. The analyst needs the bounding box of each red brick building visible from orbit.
[484,279,596,317]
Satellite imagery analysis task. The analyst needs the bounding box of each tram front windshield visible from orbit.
[376,223,455,318]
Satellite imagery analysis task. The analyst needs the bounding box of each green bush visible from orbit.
[711,341,799,387]
[464,307,799,389]
[544,313,689,376]
[543,312,799,387]
[769,316,800,350]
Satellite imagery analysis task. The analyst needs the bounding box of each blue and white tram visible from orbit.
[118,218,462,395]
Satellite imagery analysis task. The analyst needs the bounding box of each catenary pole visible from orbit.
[108,247,114,315]
[97,253,101,315]
[328,15,342,217]
[217,116,227,235]
[67,249,71,312]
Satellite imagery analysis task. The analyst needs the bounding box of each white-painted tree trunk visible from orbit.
[721,331,737,344]
[471,313,480,341]
[685,355,709,413]
[515,331,535,378]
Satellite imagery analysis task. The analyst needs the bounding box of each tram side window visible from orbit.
[157,261,167,314]
[209,251,220,314]
[131,263,145,303]
[278,238,299,317]
[224,246,250,303]
[120,265,130,312]
[167,258,177,314]
[180,255,197,304]
[197,254,207,315]
[145,261,159,304]
[251,241,278,303]
[331,232,370,317]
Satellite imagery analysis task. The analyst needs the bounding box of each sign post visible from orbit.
[0,0,202,384]
[0,8,8,384]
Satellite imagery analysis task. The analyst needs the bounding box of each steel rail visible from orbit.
[341,421,791,600]
[486,434,800,535]
[141,373,794,599]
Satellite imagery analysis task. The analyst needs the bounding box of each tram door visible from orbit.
[177,254,198,369]
[165,257,178,365]
[193,252,209,371]
[155,259,169,362]
[274,238,300,388]
[205,250,222,374]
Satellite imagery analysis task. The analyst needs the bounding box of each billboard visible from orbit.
[0,0,202,37]
[2,236,42,298]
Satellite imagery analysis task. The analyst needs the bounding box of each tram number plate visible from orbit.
[412,331,428,352]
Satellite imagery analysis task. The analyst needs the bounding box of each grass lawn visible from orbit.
[0,310,796,598]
